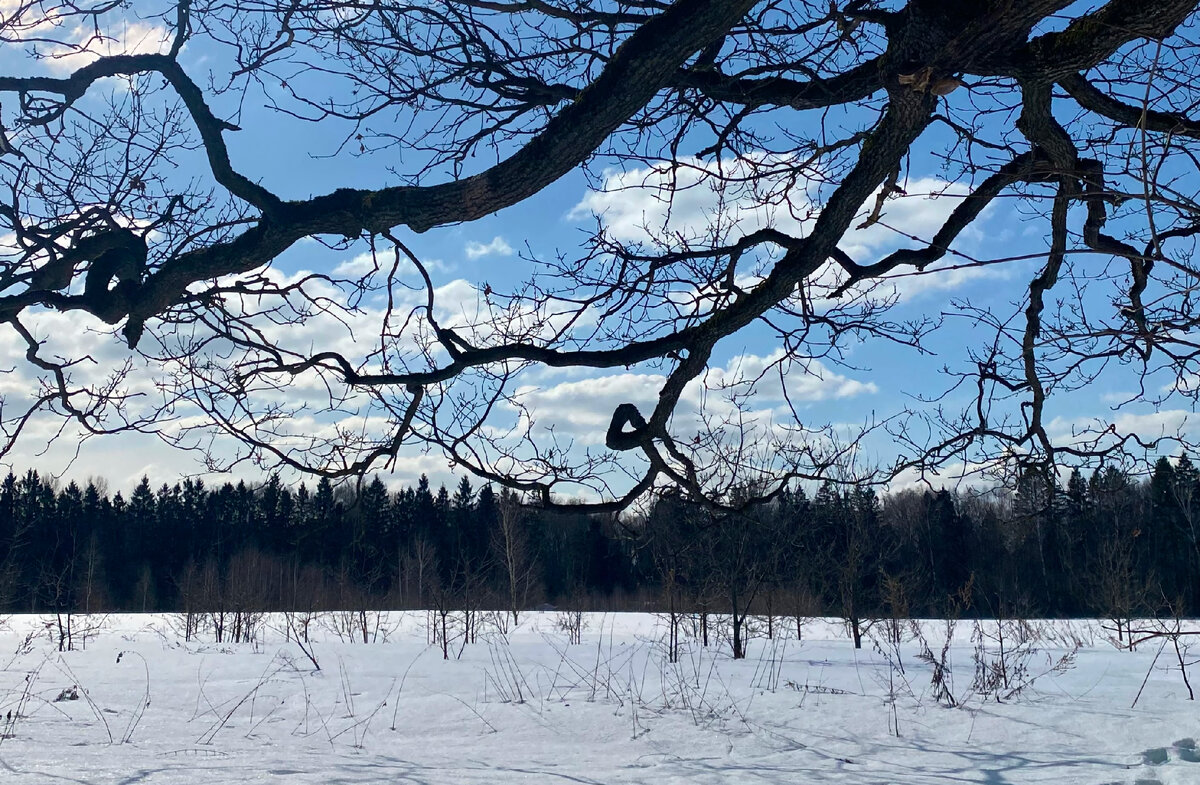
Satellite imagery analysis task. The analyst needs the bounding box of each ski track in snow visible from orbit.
[0,613,1196,783]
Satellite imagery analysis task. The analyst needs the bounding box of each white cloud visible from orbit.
[511,373,662,443]
[507,352,876,447]
[45,21,173,73]
[885,461,1000,494]
[702,350,878,403]
[570,157,999,303]
[877,260,1006,299]
[334,251,454,278]
[465,236,514,260]
[569,154,809,246]
[332,253,380,278]
[841,178,977,261]
[0,224,886,497]
[1047,409,1192,441]
[1166,373,1200,395]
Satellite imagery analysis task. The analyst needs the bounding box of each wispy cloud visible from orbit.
[46,21,173,74]
[465,236,514,260]
[569,155,1000,301]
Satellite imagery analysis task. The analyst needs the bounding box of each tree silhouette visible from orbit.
[0,1,1192,506]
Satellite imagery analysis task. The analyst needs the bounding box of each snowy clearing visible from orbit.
[0,613,1197,783]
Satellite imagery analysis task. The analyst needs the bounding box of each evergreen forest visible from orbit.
[2,457,1198,636]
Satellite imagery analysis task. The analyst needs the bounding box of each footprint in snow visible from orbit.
[1101,739,1200,785]
[1173,738,1200,764]
[1141,738,1200,767]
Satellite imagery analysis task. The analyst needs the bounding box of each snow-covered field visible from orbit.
[0,612,1197,783]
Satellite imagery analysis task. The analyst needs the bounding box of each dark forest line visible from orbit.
[0,456,1195,643]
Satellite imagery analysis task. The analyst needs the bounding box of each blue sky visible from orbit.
[0,3,1191,496]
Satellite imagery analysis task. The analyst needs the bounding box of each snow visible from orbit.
[0,612,1196,783]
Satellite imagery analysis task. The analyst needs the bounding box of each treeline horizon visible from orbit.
[0,457,1196,635]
